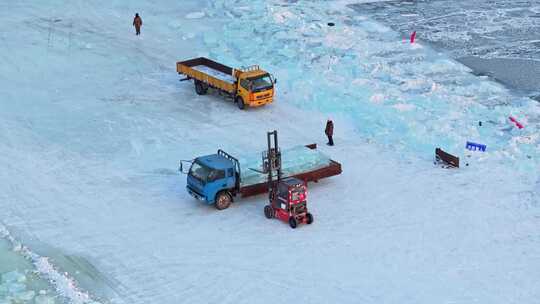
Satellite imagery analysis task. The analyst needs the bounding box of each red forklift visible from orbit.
[262,131,314,229]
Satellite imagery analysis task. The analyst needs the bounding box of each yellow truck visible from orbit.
[176,57,276,110]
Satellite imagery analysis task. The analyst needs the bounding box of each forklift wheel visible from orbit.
[264,205,273,219]
[289,217,297,229]
[215,191,232,210]
[306,213,313,224]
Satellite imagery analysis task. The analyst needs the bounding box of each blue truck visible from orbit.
[179,145,342,210]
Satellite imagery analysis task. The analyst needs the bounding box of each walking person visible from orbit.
[325,119,334,146]
[133,13,143,35]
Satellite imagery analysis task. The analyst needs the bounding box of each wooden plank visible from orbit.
[435,148,459,168]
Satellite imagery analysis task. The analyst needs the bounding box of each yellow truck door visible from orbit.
[236,78,251,109]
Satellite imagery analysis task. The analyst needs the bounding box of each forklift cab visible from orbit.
[274,177,307,214]
[266,177,312,228]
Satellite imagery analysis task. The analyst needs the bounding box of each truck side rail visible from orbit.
[177,58,237,94]
[217,149,241,192]
[177,57,233,75]
[238,65,260,72]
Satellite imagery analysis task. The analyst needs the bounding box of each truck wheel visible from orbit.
[235,96,245,110]
[306,213,314,224]
[195,80,207,95]
[289,217,297,229]
[215,191,232,210]
[264,205,273,219]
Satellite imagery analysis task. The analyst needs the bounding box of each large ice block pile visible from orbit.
[238,145,332,187]
[0,270,58,304]
[191,65,236,83]
[206,0,540,174]
[0,238,58,304]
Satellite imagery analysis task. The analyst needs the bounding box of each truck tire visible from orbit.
[264,205,273,219]
[306,213,314,224]
[215,191,232,210]
[289,217,298,229]
[235,96,245,110]
[195,80,208,95]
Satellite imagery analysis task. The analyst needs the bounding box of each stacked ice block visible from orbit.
[238,145,332,187]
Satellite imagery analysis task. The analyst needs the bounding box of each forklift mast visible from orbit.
[262,130,282,203]
[261,130,315,228]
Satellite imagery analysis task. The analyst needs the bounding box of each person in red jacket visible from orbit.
[133,13,142,35]
[325,119,334,146]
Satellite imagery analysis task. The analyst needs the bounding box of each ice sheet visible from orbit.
[238,145,332,187]
[349,0,540,61]
[191,65,235,83]
[0,225,100,304]
[348,0,540,97]
[0,238,59,304]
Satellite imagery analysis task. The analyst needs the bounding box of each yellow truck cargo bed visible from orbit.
[177,57,236,94]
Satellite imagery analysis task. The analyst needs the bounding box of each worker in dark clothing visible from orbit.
[325,119,334,146]
[133,13,142,35]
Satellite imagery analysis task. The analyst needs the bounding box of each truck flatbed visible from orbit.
[237,144,342,197]
[177,57,237,94]
[191,65,235,84]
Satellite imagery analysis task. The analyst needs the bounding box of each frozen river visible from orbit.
[348,0,540,97]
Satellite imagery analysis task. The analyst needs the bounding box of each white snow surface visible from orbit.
[185,12,205,20]
[1,0,539,304]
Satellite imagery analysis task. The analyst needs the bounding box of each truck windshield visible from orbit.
[189,161,225,183]
[189,161,212,183]
[249,74,273,92]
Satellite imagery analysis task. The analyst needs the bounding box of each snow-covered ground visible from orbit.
[1,1,539,304]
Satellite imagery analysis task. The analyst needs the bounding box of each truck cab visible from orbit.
[183,150,240,210]
[234,66,275,109]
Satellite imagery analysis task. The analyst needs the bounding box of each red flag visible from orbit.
[509,116,524,129]
[410,31,416,43]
